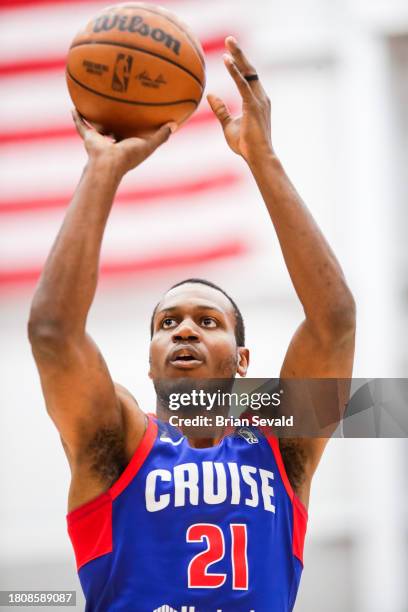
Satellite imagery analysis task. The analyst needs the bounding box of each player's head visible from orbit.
[148,279,249,382]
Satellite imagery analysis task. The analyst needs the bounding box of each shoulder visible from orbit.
[68,384,148,511]
[113,383,148,460]
[114,382,141,410]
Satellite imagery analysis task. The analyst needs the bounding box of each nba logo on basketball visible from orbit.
[112,53,133,92]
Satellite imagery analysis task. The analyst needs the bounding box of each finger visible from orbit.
[223,54,254,102]
[225,37,266,98]
[207,94,233,129]
[145,122,176,152]
[225,37,258,82]
[71,109,90,140]
[87,119,113,137]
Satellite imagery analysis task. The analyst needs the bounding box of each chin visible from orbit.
[153,376,235,409]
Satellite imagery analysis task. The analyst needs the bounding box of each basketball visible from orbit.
[66,3,206,138]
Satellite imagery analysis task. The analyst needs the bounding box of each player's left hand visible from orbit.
[207,37,273,164]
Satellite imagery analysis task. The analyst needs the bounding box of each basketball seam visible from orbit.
[103,3,206,69]
[70,40,204,88]
[66,69,199,107]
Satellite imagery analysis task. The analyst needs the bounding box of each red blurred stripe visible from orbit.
[0,106,231,146]
[0,171,241,214]
[0,125,76,146]
[0,35,226,78]
[0,0,183,9]
[0,57,66,77]
[0,240,247,286]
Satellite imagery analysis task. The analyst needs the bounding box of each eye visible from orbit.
[161,317,177,329]
[201,317,217,328]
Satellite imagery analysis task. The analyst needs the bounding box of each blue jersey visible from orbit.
[67,414,307,612]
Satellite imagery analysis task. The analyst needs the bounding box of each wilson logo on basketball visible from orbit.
[93,14,182,56]
[112,54,133,93]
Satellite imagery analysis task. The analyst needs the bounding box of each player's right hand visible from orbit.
[72,109,177,176]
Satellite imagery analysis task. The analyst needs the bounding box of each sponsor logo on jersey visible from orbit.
[153,606,256,612]
[145,461,275,513]
[153,606,196,612]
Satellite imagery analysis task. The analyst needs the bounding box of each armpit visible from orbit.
[279,438,307,494]
[86,426,128,487]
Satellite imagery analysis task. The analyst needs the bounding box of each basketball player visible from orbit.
[28,38,356,611]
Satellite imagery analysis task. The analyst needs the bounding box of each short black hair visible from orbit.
[150,278,245,346]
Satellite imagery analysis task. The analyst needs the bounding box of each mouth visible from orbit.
[168,347,204,370]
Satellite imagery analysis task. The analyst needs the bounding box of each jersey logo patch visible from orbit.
[238,427,259,444]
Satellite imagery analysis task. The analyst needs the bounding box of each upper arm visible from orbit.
[280,318,355,379]
[278,318,356,504]
[30,329,123,463]
[30,323,148,511]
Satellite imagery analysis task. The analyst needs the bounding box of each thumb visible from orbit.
[146,121,177,152]
[71,109,92,140]
[207,94,233,129]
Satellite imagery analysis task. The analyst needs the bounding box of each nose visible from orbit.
[172,319,200,343]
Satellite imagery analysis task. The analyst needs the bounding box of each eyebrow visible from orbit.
[155,304,225,316]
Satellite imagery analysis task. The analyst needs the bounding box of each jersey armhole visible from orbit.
[261,428,308,566]
[66,414,158,570]
[110,414,157,499]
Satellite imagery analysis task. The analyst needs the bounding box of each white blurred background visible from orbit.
[1,0,408,610]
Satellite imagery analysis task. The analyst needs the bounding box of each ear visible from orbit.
[237,347,249,377]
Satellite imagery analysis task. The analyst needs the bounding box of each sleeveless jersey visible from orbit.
[67,414,308,612]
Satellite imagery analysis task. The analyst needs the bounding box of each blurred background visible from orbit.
[1,0,408,610]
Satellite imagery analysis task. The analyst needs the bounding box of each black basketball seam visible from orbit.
[70,40,204,88]
[67,69,199,107]
[103,3,206,69]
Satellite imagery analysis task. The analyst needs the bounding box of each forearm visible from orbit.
[29,156,121,336]
[249,152,355,335]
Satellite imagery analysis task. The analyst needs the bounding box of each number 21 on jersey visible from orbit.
[187,523,248,590]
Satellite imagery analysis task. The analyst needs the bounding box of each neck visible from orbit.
[187,436,221,449]
[156,400,230,448]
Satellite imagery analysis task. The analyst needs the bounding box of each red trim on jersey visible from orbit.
[110,416,158,499]
[292,495,308,565]
[67,493,112,571]
[66,415,158,569]
[262,430,308,565]
[265,435,295,501]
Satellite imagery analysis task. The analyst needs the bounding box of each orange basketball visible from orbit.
[66,3,206,138]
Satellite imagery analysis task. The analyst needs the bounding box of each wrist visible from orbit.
[85,153,125,186]
[246,146,281,175]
